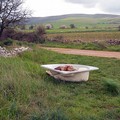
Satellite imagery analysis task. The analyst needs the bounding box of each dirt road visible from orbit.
[42,47,120,59]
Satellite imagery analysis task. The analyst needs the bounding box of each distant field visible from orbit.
[47,31,120,42]
[46,28,118,34]
[44,31,120,51]
[44,17,120,34]
[27,15,120,34]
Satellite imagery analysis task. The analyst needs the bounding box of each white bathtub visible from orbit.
[41,64,99,82]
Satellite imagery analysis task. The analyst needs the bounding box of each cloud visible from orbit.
[65,0,120,13]
[65,0,99,7]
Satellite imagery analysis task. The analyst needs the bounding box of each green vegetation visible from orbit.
[43,15,120,33]
[27,14,120,34]
[0,38,13,47]
[47,31,120,41]
[43,31,120,51]
[0,13,120,120]
[1,25,46,44]
[0,47,120,120]
[42,41,120,52]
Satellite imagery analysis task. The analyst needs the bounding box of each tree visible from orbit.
[0,0,31,38]
[29,25,34,30]
[70,24,75,29]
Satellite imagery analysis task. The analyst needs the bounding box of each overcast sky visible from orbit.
[24,0,120,17]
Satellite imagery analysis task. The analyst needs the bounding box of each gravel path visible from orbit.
[42,47,120,59]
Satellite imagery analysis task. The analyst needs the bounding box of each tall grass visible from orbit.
[0,48,120,120]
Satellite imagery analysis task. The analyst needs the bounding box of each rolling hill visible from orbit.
[28,14,120,25]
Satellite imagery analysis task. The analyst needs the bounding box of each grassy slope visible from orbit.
[45,17,120,33]
[0,48,120,120]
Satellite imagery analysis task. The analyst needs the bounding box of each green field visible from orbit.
[1,14,120,120]
[0,47,120,120]
[51,17,120,28]
[43,31,120,51]
[27,15,120,34]
[44,17,120,33]
[47,31,120,41]
[42,41,120,52]
[41,17,120,51]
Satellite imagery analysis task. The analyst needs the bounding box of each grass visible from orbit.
[47,31,120,41]
[46,28,118,34]
[0,47,120,120]
[45,17,120,33]
[103,79,120,96]
[42,41,120,52]
[43,31,120,51]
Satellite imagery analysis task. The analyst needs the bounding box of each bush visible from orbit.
[70,24,76,29]
[29,25,34,30]
[0,38,13,46]
[33,25,46,43]
[3,38,13,46]
[28,33,45,44]
[2,28,16,39]
[35,25,46,35]
[1,26,46,44]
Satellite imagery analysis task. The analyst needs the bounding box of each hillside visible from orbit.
[1,46,120,120]
[27,14,120,25]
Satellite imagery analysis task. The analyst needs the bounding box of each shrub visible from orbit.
[29,25,34,30]
[2,28,16,39]
[70,24,76,29]
[31,33,45,44]
[3,38,13,46]
[1,25,46,44]
[0,38,13,46]
[13,31,25,41]
[35,25,46,35]
[33,25,46,43]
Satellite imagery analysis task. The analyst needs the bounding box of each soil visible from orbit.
[42,47,120,59]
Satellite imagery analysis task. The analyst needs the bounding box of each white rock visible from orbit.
[0,46,31,57]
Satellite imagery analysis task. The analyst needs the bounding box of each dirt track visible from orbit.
[42,47,120,59]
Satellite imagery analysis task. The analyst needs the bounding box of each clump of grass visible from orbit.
[47,109,69,120]
[30,109,69,120]
[103,79,120,96]
[102,109,120,120]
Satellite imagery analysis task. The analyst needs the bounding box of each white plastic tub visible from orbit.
[41,64,99,82]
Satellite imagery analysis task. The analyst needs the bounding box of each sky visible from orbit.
[24,0,120,17]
